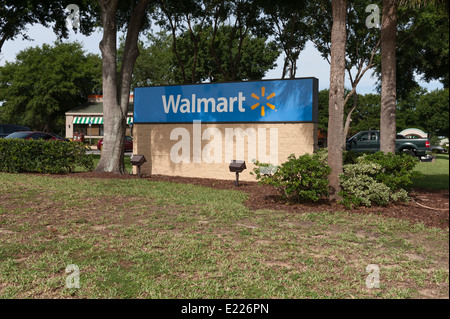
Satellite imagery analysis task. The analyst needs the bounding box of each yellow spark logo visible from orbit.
[250,87,276,116]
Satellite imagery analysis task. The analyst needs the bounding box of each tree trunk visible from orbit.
[281,56,288,79]
[95,0,150,174]
[211,10,229,81]
[343,92,358,144]
[165,8,188,84]
[327,0,348,200]
[95,0,123,174]
[380,0,397,154]
[290,55,297,79]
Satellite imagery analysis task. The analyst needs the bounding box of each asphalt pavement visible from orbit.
[86,149,133,157]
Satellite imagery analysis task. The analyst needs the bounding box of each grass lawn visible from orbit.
[413,154,449,190]
[0,171,448,299]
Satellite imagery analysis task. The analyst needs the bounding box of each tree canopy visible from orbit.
[0,1,99,53]
[415,88,449,137]
[118,31,177,88]
[174,25,280,83]
[373,3,449,98]
[0,42,101,133]
[319,87,449,138]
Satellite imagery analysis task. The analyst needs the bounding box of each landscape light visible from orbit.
[229,160,246,187]
[130,154,147,178]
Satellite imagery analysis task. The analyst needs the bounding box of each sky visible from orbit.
[0,23,444,95]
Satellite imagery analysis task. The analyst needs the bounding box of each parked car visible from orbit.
[0,124,31,138]
[430,145,448,154]
[97,136,133,152]
[5,131,69,141]
[346,130,430,158]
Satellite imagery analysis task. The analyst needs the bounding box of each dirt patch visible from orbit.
[49,171,449,230]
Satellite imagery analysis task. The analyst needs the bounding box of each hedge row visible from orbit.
[0,139,94,174]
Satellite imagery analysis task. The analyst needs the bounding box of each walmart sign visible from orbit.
[134,78,318,123]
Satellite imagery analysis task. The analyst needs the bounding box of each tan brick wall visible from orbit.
[133,122,318,181]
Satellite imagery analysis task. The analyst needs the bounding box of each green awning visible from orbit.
[73,117,133,124]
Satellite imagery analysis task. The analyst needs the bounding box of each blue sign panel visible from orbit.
[134,78,318,123]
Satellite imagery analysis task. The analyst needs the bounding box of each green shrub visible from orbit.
[340,175,391,208]
[314,148,329,164]
[356,152,421,191]
[314,148,365,165]
[339,163,392,208]
[339,152,418,208]
[390,189,410,203]
[252,153,331,202]
[343,150,365,164]
[0,139,94,174]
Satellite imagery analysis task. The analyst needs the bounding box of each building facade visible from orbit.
[65,95,134,140]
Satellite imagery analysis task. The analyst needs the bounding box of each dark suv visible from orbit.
[0,124,31,138]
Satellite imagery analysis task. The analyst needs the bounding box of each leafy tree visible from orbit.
[209,0,270,82]
[94,0,155,174]
[395,86,427,132]
[347,93,381,135]
[155,0,212,84]
[2,0,151,174]
[226,30,279,81]
[317,89,331,135]
[318,89,381,138]
[307,0,381,144]
[0,0,156,173]
[319,87,450,139]
[416,88,449,137]
[404,4,449,88]
[118,31,177,88]
[173,25,279,83]
[258,0,309,79]
[373,3,449,97]
[318,89,351,133]
[0,0,98,53]
[120,25,279,88]
[0,42,101,133]
[148,0,280,85]
[379,0,447,154]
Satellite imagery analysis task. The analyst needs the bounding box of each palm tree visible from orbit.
[380,0,397,154]
[327,0,348,199]
[380,0,441,154]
